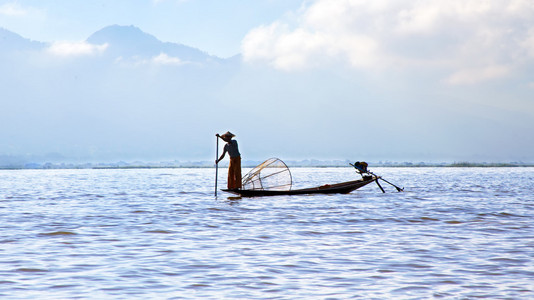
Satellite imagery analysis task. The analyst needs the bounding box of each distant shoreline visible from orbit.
[1,161,533,170]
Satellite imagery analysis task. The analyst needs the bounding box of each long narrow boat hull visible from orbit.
[222,177,377,197]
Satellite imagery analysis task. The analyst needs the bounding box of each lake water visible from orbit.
[1,167,533,299]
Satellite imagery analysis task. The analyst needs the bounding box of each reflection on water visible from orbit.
[0,167,533,299]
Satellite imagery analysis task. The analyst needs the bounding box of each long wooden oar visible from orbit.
[378,177,403,192]
[376,179,386,193]
[215,134,219,197]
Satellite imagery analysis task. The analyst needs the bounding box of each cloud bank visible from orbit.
[2,23,533,163]
[47,41,108,56]
[242,0,534,85]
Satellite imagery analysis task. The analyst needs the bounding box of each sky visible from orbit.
[0,0,304,58]
[1,0,534,164]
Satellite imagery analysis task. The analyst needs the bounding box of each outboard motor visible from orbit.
[350,160,404,192]
[353,161,368,174]
[351,161,372,180]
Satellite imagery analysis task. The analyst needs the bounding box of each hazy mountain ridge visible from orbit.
[0,27,46,51]
[86,25,220,63]
[1,25,229,64]
[0,25,240,163]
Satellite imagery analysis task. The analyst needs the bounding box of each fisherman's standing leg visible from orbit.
[227,164,234,189]
[234,157,242,189]
[228,157,242,189]
[228,158,236,189]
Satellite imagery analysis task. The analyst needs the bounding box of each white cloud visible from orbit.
[48,42,108,56]
[0,3,27,16]
[242,21,378,71]
[0,2,46,20]
[445,65,511,85]
[523,28,534,58]
[151,0,189,4]
[242,0,534,84]
[152,53,183,66]
[113,53,186,67]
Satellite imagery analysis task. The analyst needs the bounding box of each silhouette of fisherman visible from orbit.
[216,131,242,189]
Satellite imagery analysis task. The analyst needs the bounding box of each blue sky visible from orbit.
[1,0,534,163]
[0,0,304,58]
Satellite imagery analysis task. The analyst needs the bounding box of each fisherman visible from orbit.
[216,131,242,189]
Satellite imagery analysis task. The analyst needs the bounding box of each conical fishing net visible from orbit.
[242,158,292,191]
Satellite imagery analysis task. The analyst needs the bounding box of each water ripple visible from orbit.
[0,167,532,299]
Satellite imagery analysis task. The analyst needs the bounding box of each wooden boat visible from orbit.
[222,176,377,197]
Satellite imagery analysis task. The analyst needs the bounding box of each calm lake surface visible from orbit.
[1,167,533,299]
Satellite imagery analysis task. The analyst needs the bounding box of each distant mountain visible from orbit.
[0,27,45,52]
[0,25,242,162]
[86,25,219,62]
[1,25,231,64]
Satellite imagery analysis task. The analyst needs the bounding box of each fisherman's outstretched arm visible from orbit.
[216,149,227,164]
